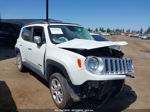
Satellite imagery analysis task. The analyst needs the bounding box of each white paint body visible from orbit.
[15,23,133,85]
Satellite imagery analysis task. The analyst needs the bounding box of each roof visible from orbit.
[0,19,79,26]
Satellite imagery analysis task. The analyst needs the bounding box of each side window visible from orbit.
[22,27,32,42]
[33,27,45,43]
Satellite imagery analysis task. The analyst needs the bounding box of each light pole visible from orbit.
[0,13,1,23]
[46,0,49,22]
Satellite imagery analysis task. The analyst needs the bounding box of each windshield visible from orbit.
[91,35,109,41]
[48,25,94,44]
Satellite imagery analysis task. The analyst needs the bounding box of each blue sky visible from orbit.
[0,0,150,30]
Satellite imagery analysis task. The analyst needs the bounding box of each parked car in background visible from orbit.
[140,35,147,39]
[133,34,140,38]
[0,22,22,46]
[90,33,121,51]
[147,35,150,39]
[90,33,109,41]
[139,34,150,40]
[100,32,110,36]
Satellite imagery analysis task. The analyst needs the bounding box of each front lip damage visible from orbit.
[56,39,128,50]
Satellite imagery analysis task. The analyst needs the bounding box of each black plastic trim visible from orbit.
[46,59,71,82]
[23,61,44,77]
[15,47,20,55]
[46,59,81,101]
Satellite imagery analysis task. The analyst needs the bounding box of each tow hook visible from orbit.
[126,74,135,78]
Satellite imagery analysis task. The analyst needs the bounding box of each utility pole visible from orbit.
[0,13,1,30]
[46,0,49,22]
[0,13,1,23]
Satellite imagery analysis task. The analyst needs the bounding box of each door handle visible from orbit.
[28,48,32,50]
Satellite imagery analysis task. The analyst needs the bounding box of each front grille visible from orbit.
[101,58,134,75]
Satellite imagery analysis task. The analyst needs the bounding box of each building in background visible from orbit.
[0,19,60,46]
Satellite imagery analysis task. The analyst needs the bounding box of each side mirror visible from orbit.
[34,36,42,45]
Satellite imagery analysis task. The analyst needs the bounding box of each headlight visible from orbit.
[85,57,104,74]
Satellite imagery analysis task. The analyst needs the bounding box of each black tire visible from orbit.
[16,53,26,72]
[49,73,73,109]
[111,80,125,98]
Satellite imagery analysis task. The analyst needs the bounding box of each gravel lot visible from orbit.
[0,36,150,111]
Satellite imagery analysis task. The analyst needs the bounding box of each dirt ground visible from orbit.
[0,36,150,111]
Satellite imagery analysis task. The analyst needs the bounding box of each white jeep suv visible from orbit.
[15,21,134,109]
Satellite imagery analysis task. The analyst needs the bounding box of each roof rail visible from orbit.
[26,21,48,25]
[0,19,80,26]
[26,21,80,26]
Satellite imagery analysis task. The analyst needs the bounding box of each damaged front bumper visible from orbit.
[70,80,125,102]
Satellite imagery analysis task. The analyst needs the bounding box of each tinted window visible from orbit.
[33,27,45,43]
[92,35,109,41]
[22,27,32,42]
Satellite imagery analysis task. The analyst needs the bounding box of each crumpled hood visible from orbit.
[56,39,128,50]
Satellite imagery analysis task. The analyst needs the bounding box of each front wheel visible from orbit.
[111,80,125,97]
[49,73,73,109]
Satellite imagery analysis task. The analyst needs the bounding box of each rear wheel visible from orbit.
[16,53,26,72]
[49,73,73,109]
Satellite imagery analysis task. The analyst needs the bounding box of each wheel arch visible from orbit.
[46,59,71,83]
[15,47,20,55]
